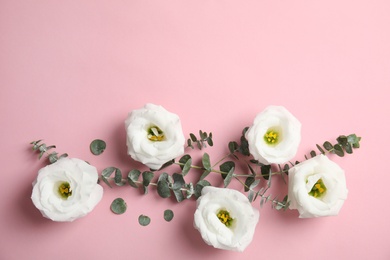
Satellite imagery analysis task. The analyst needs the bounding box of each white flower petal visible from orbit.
[194,187,259,252]
[288,154,348,218]
[246,106,301,164]
[31,158,103,222]
[125,103,185,169]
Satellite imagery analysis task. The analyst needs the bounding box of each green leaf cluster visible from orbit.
[187,130,213,150]
[228,127,250,158]
[316,134,361,157]
[30,140,68,163]
[101,167,125,188]
[108,165,197,202]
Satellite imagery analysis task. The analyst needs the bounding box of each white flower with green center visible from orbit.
[288,155,348,218]
[246,106,301,164]
[125,103,185,170]
[194,187,259,252]
[31,158,103,222]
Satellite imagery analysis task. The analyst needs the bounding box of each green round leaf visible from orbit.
[157,172,171,198]
[323,141,333,151]
[194,179,211,198]
[164,209,174,222]
[90,139,106,155]
[110,198,127,214]
[138,215,151,226]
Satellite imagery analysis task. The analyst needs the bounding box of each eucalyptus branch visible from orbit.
[186,130,213,150]
[30,140,68,163]
[96,132,361,209]
[234,175,289,210]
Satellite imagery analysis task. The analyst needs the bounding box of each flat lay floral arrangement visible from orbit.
[30,103,361,252]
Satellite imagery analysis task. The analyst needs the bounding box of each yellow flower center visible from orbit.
[264,129,279,145]
[147,126,165,142]
[58,182,72,199]
[217,210,234,227]
[308,178,327,198]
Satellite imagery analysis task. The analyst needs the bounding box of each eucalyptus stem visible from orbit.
[108,177,191,192]
[234,176,288,209]
[174,162,203,170]
[212,152,233,168]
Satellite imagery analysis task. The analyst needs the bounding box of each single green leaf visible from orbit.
[59,153,68,159]
[223,167,235,188]
[242,127,249,135]
[38,143,47,152]
[173,189,184,202]
[347,134,361,148]
[220,161,235,179]
[101,167,116,188]
[157,159,175,171]
[333,144,345,157]
[323,141,333,151]
[336,135,348,146]
[31,140,43,150]
[142,171,154,187]
[127,169,141,188]
[102,167,115,178]
[202,153,211,171]
[316,144,325,154]
[194,180,211,198]
[171,173,186,201]
[172,173,185,191]
[260,196,266,208]
[179,154,191,169]
[200,130,207,140]
[247,163,256,175]
[182,157,192,176]
[157,172,171,198]
[187,139,193,148]
[48,152,58,164]
[90,139,106,155]
[113,168,124,186]
[138,215,151,226]
[199,170,211,180]
[244,177,255,192]
[238,135,250,156]
[190,133,197,142]
[185,183,194,199]
[228,141,238,154]
[207,137,213,147]
[101,176,112,188]
[110,198,127,214]
[164,209,174,222]
[248,190,255,202]
[250,179,261,190]
[261,165,271,180]
[38,151,45,159]
[345,142,353,154]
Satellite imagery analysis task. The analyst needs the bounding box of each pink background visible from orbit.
[1,1,389,259]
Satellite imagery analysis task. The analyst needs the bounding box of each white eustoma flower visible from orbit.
[31,158,103,222]
[125,103,185,170]
[246,106,301,164]
[288,154,348,218]
[194,187,259,252]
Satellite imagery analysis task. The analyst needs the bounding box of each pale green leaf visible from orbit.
[164,209,174,222]
[111,198,127,214]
